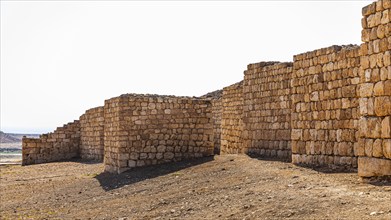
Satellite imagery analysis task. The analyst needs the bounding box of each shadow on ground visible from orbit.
[362,176,391,186]
[94,156,214,191]
[293,163,358,174]
[247,153,292,163]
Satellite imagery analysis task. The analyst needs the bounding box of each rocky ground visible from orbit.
[1,155,390,219]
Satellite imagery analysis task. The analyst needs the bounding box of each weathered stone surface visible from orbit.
[382,116,391,138]
[358,157,391,177]
[22,121,80,165]
[103,94,214,173]
[80,106,104,161]
[242,62,292,160]
[221,81,244,154]
[291,45,360,168]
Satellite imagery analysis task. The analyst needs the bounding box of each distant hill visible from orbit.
[0,131,40,143]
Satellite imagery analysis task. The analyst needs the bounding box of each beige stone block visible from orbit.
[374,96,391,116]
[380,37,389,51]
[384,0,391,9]
[368,98,375,115]
[373,139,383,157]
[383,139,391,158]
[380,67,388,80]
[358,157,391,177]
[359,98,368,115]
[378,1,384,12]
[368,118,382,138]
[384,51,391,66]
[370,54,378,68]
[382,116,391,138]
[365,139,374,156]
[359,83,373,97]
[384,80,391,95]
[363,3,376,16]
[361,56,370,69]
[355,139,366,156]
[291,129,302,140]
[373,81,385,96]
[381,9,390,24]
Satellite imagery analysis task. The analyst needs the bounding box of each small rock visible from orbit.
[370,211,377,216]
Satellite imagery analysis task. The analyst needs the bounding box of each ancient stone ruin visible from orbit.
[23,0,391,177]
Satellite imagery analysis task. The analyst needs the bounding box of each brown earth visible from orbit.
[0,155,390,220]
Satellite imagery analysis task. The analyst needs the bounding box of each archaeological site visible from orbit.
[22,0,391,177]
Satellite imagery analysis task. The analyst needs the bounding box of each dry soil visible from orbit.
[1,155,390,219]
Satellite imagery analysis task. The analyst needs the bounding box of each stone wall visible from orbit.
[243,62,292,160]
[201,90,223,154]
[80,106,104,161]
[291,45,361,168]
[358,0,391,177]
[22,121,80,165]
[221,81,244,154]
[103,94,214,173]
[211,98,222,154]
[21,0,391,177]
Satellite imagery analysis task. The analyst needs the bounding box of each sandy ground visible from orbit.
[1,155,390,220]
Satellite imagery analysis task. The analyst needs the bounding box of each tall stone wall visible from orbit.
[243,62,292,160]
[291,45,361,168]
[103,94,214,173]
[201,90,223,154]
[221,81,244,154]
[22,121,80,165]
[211,98,222,154]
[80,106,104,161]
[358,0,391,177]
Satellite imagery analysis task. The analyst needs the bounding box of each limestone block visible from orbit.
[358,157,391,177]
[374,96,391,116]
[382,116,391,138]
[383,139,391,158]
[372,139,383,157]
[359,83,373,97]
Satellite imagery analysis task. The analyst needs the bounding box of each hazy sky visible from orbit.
[1,0,371,134]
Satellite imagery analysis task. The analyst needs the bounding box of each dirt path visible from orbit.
[1,155,390,219]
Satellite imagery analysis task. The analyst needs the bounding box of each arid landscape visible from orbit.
[0,131,40,164]
[1,155,390,219]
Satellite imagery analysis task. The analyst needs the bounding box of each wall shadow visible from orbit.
[247,153,292,163]
[293,163,357,174]
[362,176,391,186]
[94,156,214,191]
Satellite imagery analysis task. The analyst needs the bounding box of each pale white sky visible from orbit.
[1,0,372,134]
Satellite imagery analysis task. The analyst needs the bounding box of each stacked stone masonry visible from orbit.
[201,90,223,154]
[358,0,391,177]
[221,81,244,154]
[211,98,222,154]
[243,62,292,160]
[291,45,361,168]
[103,94,214,174]
[22,121,80,165]
[80,106,105,161]
[22,0,391,177]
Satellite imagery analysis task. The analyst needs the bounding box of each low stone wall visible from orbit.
[221,81,244,154]
[22,121,80,165]
[80,106,104,161]
[291,45,361,168]
[358,0,391,177]
[104,94,214,173]
[243,62,292,160]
